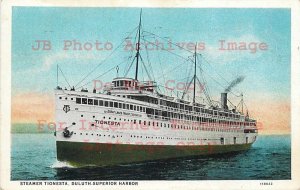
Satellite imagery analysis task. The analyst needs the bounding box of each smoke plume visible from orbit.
[225,76,245,93]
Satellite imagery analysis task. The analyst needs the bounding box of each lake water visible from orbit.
[11,133,291,180]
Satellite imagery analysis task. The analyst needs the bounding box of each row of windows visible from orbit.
[70,96,243,120]
[73,97,255,126]
[74,132,123,138]
[76,98,146,112]
[60,94,248,121]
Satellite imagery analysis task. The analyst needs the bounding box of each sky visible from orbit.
[12,7,291,134]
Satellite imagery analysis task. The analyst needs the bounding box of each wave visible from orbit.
[51,160,75,168]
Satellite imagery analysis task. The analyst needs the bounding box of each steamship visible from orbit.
[55,11,258,167]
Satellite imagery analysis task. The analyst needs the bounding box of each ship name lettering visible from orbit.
[95,120,120,126]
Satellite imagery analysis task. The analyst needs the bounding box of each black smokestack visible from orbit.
[221,93,228,110]
[225,76,245,93]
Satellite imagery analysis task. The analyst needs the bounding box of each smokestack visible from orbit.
[221,93,228,110]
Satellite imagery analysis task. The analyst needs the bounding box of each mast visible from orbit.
[193,44,197,104]
[241,93,244,114]
[135,9,142,81]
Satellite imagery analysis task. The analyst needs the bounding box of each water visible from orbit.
[11,133,291,180]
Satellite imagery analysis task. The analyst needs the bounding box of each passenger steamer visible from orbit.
[55,11,258,167]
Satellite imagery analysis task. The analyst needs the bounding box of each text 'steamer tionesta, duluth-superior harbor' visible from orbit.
[54,10,258,167]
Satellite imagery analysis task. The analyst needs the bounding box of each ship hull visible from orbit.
[56,141,253,167]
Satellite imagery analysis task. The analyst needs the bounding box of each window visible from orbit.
[104,101,108,107]
[88,99,93,105]
[220,137,225,145]
[109,102,113,107]
[99,100,103,106]
[76,98,81,104]
[122,103,126,109]
[126,104,129,109]
[234,137,237,144]
[94,99,98,105]
[114,102,118,108]
[82,98,87,104]
[130,105,133,110]
[134,105,136,110]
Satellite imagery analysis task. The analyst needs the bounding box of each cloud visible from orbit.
[42,51,105,71]
[12,92,55,123]
[249,99,290,135]
[203,34,265,64]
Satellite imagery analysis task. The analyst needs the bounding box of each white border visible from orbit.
[1,0,300,189]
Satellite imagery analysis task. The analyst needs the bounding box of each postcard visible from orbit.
[1,0,299,189]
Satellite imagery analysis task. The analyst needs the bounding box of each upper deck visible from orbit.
[55,78,257,129]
